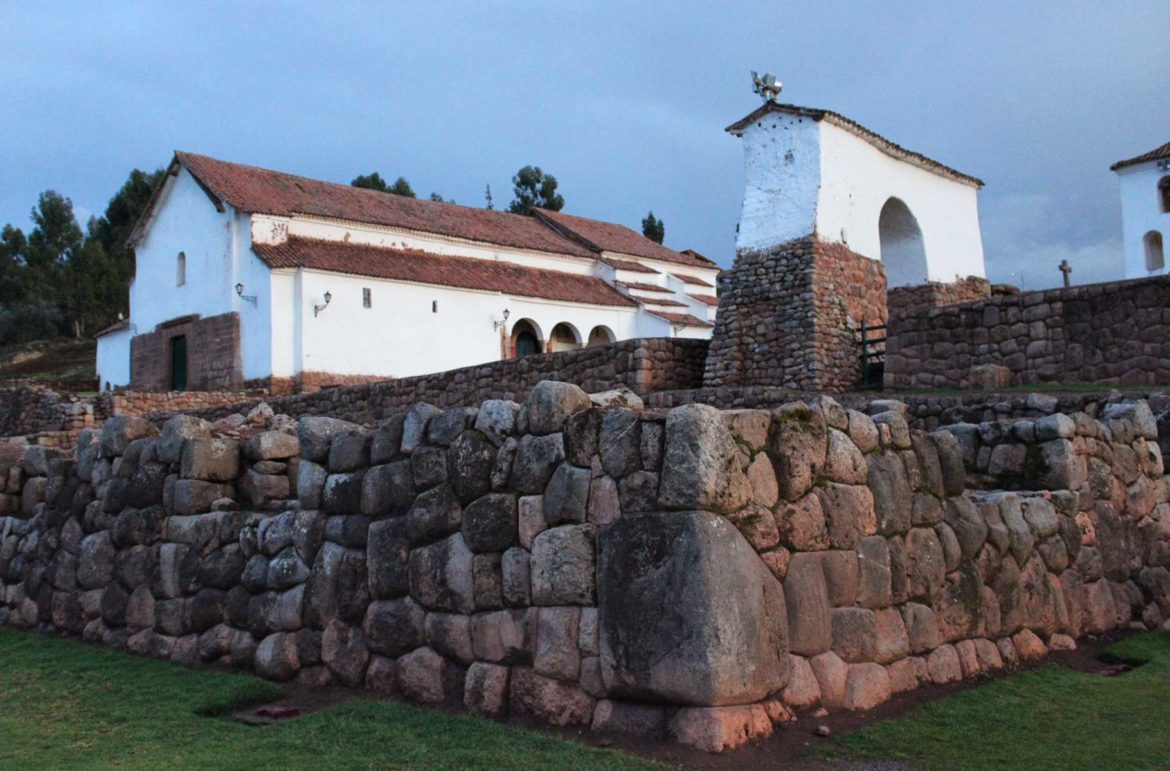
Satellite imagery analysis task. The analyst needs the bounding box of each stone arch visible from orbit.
[587,325,615,347]
[878,197,929,288]
[1145,230,1164,272]
[549,322,582,353]
[510,318,543,358]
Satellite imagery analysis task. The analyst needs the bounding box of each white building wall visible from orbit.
[293,269,642,379]
[1118,162,1170,278]
[816,121,986,286]
[95,328,132,389]
[735,111,822,252]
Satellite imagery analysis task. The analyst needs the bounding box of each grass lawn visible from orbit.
[0,627,657,770]
[824,631,1170,770]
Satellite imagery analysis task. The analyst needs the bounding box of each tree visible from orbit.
[351,172,389,192]
[91,168,165,317]
[0,224,27,305]
[389,177,416,198]
[484,184,494,210]
[642,211,665,244]
[507,166,564,215]
[429,192,455,204]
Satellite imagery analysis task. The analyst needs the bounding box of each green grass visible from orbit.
[825,631,1170,770]
[0,627,657,770]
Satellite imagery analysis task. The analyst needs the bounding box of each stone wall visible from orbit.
[130,312,243,391]
[0,386,96,439]
[705,237,886,394]
[885,275,1170,389]
[190,338,709,427]
[887,276,991,322]
[3,384,1169,752]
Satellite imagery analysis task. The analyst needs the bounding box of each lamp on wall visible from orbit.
[234,283,257,306]
[494,307,511,330]
[314,291,333,317]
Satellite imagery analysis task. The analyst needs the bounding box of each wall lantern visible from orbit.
[494,307,511,330]
[314,290,333,317]
[235,282,258,306]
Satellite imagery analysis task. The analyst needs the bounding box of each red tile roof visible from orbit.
[650,311,714,328]
[643,298,688,308]
[95,319,130,338]
[673,272,715,288]
[688,294,719,306]
[535,209,717,268]
[1111,141,1170,171]
[603,257,659,274]
[252,237,637,308]
[167,152,598,257]
[726,103,984,188]
[620,281,673,293]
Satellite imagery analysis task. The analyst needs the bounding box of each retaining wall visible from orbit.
[1,385,1169,752]
[885,274,1170,389]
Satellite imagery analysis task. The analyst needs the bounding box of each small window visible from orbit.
[1144,230,1164,272]
[1160,177,1170,214]
[432,300,438,313]
[176,252,186,286]
[362,287,372,308]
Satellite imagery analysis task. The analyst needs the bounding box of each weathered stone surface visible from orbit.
[447,430,498,504]
[598,409,642,478]
[321,619,369,686]
[599,509,789,705]
[784,552,832,656]
[824,429,868,485]
[508,667,594,726]
[471,608,534,664]
[296,461,327,510]
[409,533,474,613]
[246,431,299,462]
[367,516,410,598]
[932,430,967,496]
[775,494,829,551]
[475,400,519,446]
[157,415,209,464]
[659,404,750,514]
[101,416,158,458]
[464,661,510,717]
[428,407,473,447]
[180,439,240,483]
[461,493,518,553]
[927,644,962,684]
[360,461,413,517]
[362,598,425,656]
[240,469,290,508]
[821,550,859,607]
[844,663,892,710]
[77,531,115,589]
[770,402,828,501]
[398,646,466,704]
[412,446,448,490]
[425,612,475,663]
[781,654,821,707]
[668,705,772,752]
[905,527,947,600]
[831,607,877,663]
[809,650,848,708]
[501,546,531,606]
[328,432,370,473]
[255,632,300,680]
[867,452,912,536]
[816,483,877,550]
[591,700,666,737]
[298,416,364,463]
[534,606,581,681]
[531,524,595,606]
[511,434,565,495]
[323,471,365,516]
[406,485,462,544]
[369,414,406,465]
[527,381,591,436]
[542,464,591,525]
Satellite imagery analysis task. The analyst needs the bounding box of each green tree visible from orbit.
[91,168,165,318]
[0,224,28,305]
[351,172,389,192]
[484,184,494,210]
[389,177,416,198]
[641,211,665,244]
[507,166,564,215]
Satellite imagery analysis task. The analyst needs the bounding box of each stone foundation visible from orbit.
[130,312,242,391]
[2,383,1168,752]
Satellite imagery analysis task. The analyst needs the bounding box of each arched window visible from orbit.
[587,325,615,347]
[878,198,928,288]
[549,322,582,353]
[176,251,186,286]
[1159,176,1170,214]
[1144,230,1164,272]
[510,319,542,358]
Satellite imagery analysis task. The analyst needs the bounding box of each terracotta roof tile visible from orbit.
[726,103,983,188]
[688,294,719,306]
[1111,141,1170,171]
[535,209,716,268]
[643,298,688,308]
[650,311,714,328]
[620,281,672,293]
[253,237,637,308]
[172,153,597,258]
[672,273,716,288]
[95,319,130,338]
[603,257,659,274]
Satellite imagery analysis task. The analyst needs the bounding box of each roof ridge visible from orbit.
[1110,140,1170,171]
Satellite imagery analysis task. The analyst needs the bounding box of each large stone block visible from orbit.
[406,484,462,545]
[409,532,475,613]
[447,430,497,504]
[784,552,831,656]
[526,381,591,436]
[360,461,413,517]
[363,597,425,657]
[298,416,364,463]
[658,404,750,514]
[530,524,596,606]
[510,434,565,495]
[180,439,240,482]
[769,402,828,501]
[367,516,410,598]
[867,452,912,536]
[598,509,789,706]
[462,493,518,553]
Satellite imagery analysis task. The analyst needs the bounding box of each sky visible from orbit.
[1,1,1167,290]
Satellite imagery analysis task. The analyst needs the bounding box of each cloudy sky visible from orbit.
[1,2,1167,289]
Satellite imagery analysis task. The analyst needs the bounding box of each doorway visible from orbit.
[170,335,188,391]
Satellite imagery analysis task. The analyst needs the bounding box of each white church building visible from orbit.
[96,152,719,393]
[726,100,987,288]
[1112,140,1170,278]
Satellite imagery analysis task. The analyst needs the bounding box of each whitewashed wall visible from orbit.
[734,109,987,288]
[95,327,131,389]
[1118,161,1170,278]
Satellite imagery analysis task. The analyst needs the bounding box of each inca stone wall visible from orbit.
[2,384,1169,753]
[130,311,243,391]
[704,236,885,394]
[886,276,991,322]
[885,275,1170,389]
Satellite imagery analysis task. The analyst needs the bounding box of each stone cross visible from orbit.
[1059,259,1072,288]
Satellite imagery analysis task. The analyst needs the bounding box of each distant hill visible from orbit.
[0,339,98,392]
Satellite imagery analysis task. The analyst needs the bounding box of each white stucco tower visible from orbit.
[727,101,987,288]
[1112,141,1170,278]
